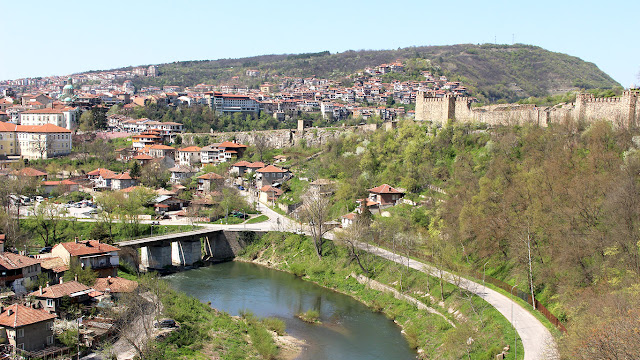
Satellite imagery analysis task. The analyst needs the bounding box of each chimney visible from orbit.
[75,237,78,244]
[74,274,78,282]
[39,286,42,295]
[7,309,12,316]
[59,277,63,284]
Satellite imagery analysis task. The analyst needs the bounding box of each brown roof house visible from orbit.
[29,280,96,315]
[0,251,42,294]
[168,165,196,184]
[367,184,404,207]
[51,240,120,277]
[197,172,224,193]
[256,165,289,187]
[93,276,138,300]
[0,304,56,352]
[259,185,283,205]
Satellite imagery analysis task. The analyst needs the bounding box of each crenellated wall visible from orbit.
[416,90,640,128]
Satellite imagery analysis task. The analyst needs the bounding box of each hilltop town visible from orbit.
[0,46,637,360]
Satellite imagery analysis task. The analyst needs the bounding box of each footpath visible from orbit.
[255,199,559,360]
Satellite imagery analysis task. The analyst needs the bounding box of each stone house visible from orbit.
[148,144,175,159]
[51,240,120,278]
[0,304,56,352]
[168,165,196,184]
[230,160,252,177]
[110,173,137,190]
[197,172,224,193]
[256,165,289,187]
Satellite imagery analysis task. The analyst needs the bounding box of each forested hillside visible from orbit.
[121,44,619,103]
[251,120,640,358]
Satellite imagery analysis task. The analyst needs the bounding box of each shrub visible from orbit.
[262,317,286,336]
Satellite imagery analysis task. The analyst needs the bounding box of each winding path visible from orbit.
[255,200,559,360]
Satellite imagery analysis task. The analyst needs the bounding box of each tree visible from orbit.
[32,134,53,159]
[129,161,141,179]
[95,191,126,242]
[63,258,98,286]
[299,189,331,259]
[33,200,67,246]
[252,132,269,162]
[335,210,374,275]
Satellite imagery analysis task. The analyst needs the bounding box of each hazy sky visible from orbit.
[2,0,638,87]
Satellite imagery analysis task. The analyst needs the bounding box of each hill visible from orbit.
[124,44,620,102]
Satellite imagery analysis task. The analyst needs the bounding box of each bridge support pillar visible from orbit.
[171,240,201,266]
[140,245,171,270]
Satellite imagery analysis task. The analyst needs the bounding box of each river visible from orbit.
[164,261,417,360]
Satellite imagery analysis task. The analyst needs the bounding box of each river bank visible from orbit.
[237,232,522,360]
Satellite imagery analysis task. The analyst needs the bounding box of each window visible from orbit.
[47,321,53,330]
[16,328,24,338]
[47,335,54,345]
[17,343,24,350]
[46,299,54,307]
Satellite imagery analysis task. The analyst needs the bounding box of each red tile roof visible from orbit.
[133,154,153,160]
[197,172,224,180]
[17,123,71,133]
[93,276,138,293]
[178,146,201,152]
[29,281,92,299]
[232,161,252,167]
[15,167,47,177]
[0,252,40,270]
[0,304,56,328]
[149,145,174,150]
[218,141,247,149]
[260,185,283,195]
[53,240,120,257]
[256,165,287,173]
[247,162,266,169]
[87,168,115,177]
[368,184,403,194]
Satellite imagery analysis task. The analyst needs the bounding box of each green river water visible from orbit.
[164,261,417,360]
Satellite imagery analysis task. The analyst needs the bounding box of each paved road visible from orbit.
[255,199,559,360]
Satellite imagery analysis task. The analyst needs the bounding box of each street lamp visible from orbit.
[511,285,517,360]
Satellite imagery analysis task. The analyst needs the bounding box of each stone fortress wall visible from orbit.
[415,90,640,128]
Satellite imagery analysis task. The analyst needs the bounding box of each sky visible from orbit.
[2,0,639,87]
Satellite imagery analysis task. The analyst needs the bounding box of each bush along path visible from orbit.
[257,201,559,359]
[240,232,527,360]
[355,241,559,360]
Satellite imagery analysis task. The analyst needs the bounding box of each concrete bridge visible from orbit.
[117,228,265,271]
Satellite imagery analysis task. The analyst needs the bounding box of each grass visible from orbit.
[209,217,244,225]
[138,276,280,360]
[246,215,269,224]
[239,232,523,360]
[295,309,320,324]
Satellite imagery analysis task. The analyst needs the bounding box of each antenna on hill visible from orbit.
[494,35,497,44]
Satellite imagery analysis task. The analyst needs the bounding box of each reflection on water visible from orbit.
[165,261,416,360]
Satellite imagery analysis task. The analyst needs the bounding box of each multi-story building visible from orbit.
[0,304,56,352]
[19,107,79,130]
[177,146,201,166]
[0,122,72,159]
[51,239,120,277]
[204,92,259,114]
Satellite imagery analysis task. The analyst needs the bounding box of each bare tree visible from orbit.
[335,211,374,275]
[32,134,53,159]
[252,131,269,162]
[299,189,331,259]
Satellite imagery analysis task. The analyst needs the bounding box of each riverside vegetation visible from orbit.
[237,119,640,359]
[239,232,521,360]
